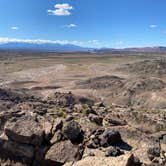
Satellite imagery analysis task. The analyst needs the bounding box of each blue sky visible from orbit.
[0,0,166,48]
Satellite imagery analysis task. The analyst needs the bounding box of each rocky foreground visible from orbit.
[0,88,165,166]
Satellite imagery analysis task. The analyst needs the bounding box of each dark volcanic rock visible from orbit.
[100,130,122,147]
[0,135,34,165]
[52,118,63,134]
[0,88,39,103]
[103,116,127,126]
[86,139,100,149]
[35,146,49,165]
[147,147,161,161]
[87,129,104,149]
[5,116,44,145]
[126,154,142,166]
[83,107,97,115]
[0,85,164,165]
[89,114,103,125]
[45,141,83,166]
[47,92,94,107]
[86,129,123,149]
[105,147,124,157]
[62,121,84,144]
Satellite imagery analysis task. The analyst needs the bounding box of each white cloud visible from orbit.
[47,3,73,16]
[0,37,83,46]
[11,26,19,30]
[149,24,157,28]
[55,4,73,10]
[63,24,77,28]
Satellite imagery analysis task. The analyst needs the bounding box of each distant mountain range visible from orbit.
[0,41,166,52]
[0,42,90,51]
[94,47,166,53]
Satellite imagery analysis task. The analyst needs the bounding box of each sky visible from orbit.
[0,0,166,48]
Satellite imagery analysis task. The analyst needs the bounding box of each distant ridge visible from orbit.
[0,41,166,53]
[0,42,90,51]
[94,46,166,53]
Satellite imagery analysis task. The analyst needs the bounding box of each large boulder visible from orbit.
[50,131,63,145]
[87,129,122,149]
[5,116,44,145]
[62,121,84,144]
[38,118,53,142]
[125,154,142,166]
[45,141,83,166]
[0,134,34,165]
[100,130,122,147]
[64,154,135,166]
[35,146,49,165]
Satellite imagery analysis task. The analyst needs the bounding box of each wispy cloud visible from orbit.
[63,24,77,28]
[149,24,157,28]
[0,37,80,45]
[11,26,19,30]
[47,3,73,16]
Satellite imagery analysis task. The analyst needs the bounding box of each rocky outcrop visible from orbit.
[47,92,94,107]
[62,121,84,144]
[0,133,34,165]
[86,129,123,149]
[100,130,122,147]
[5,116,44,146]
[45,141,83,165]
[0,88,165,166]
[0,88,39,103]
[125,154,142,166]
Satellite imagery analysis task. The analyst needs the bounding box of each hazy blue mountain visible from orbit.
[1,42,166,53]
[0,42,89,51]
[95,47,166,53]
